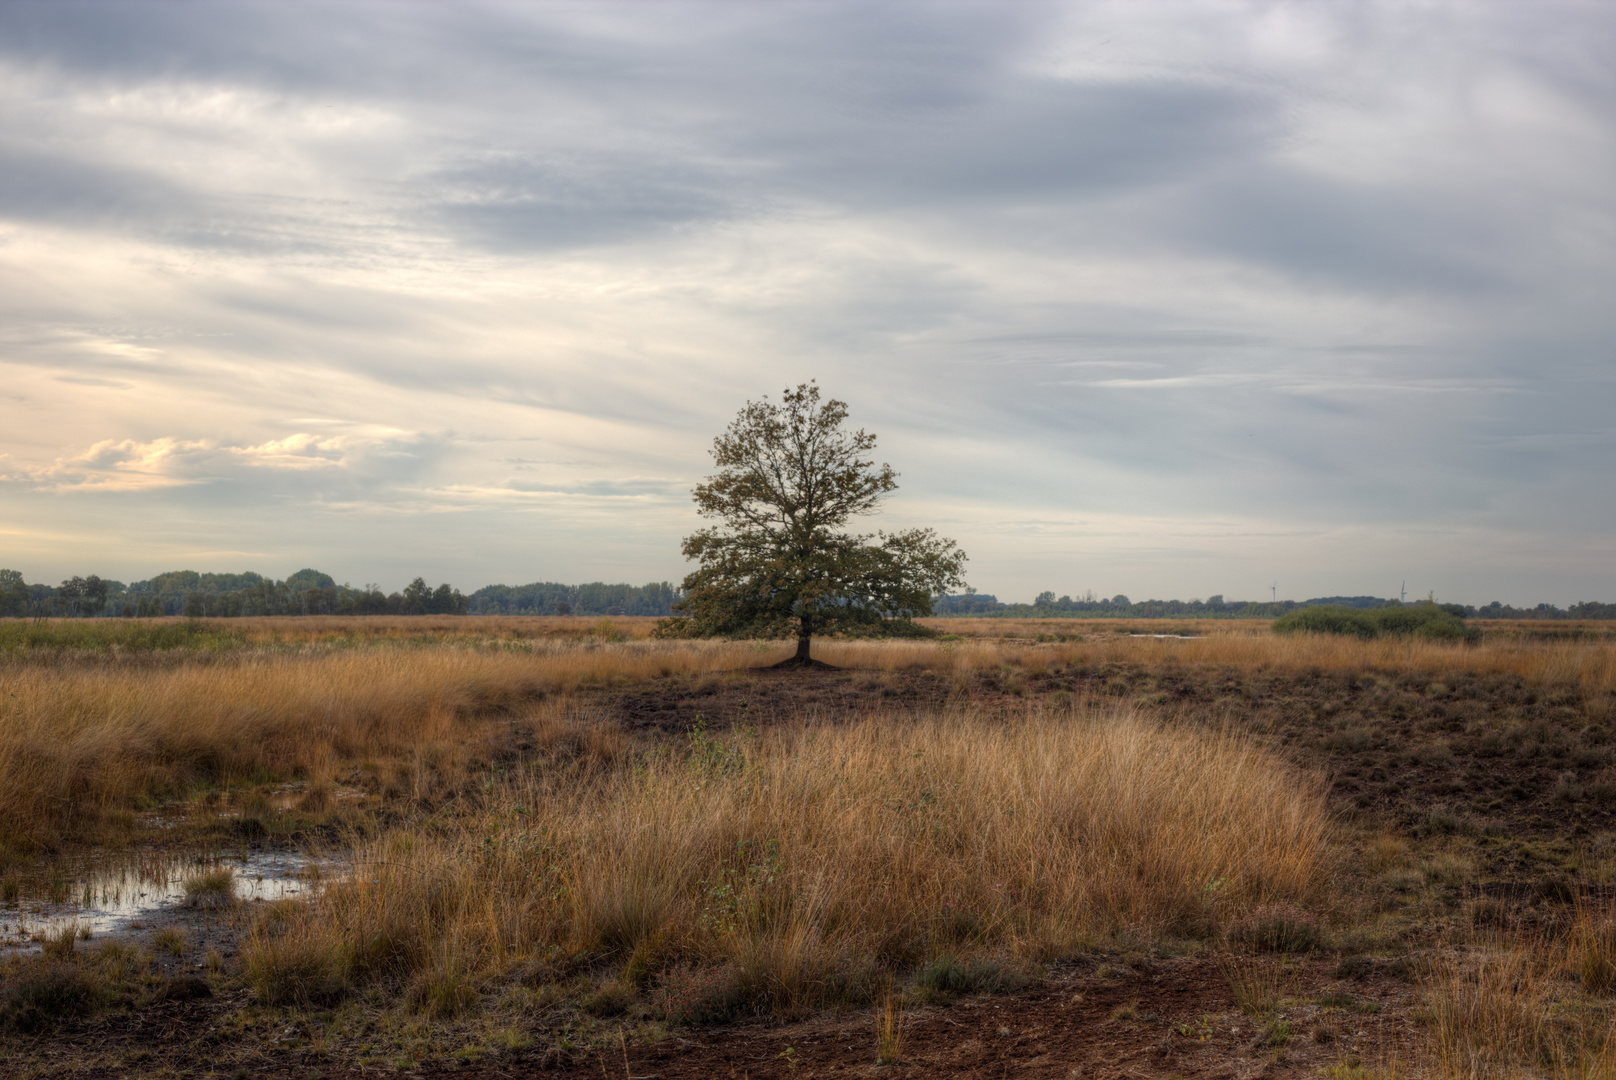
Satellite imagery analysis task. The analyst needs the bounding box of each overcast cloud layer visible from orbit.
[2,0,1612,604]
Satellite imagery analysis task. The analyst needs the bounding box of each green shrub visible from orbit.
[1272,607,1378,639]
[0,619,246,654]
[1272,604,1478,643]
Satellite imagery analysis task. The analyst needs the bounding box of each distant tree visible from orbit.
[57,576,87,616]
[82,575,108,617]
[659,382,967,665]
[0,569,29,617]
[402,577,430,615]
[1034,591,1056,608]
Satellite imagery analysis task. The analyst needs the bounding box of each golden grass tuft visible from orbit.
[182,867,237,908]
[244,703,1332,1017]
[875,985,905,1064]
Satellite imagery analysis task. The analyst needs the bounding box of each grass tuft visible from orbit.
[182,867,237,908]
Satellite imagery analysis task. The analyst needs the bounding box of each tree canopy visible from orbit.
[657,382,967,663]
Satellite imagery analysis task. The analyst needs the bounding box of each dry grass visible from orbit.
[816,634,1616,695]
[0,641,782,850]
[4,626,1610,853]
[244,704,1332,1018]
[1574,899,1616,995]
[1422,930,1616,1080]
[875,986,905,1064]
[1221,956,1295,1017]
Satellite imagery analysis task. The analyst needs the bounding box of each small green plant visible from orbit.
[153,929,186,957]
[686,716,756,775]
[699,837,783,934]
[1264,1020,1294,1047]
[1174,1014,1213,1041]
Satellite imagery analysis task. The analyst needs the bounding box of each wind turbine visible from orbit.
[1401,581,1406,603]
[1271,582,1277,603]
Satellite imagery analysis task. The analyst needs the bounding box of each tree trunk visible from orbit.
[795,613,812,662]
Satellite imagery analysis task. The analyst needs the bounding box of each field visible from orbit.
[3,616,1616,1078]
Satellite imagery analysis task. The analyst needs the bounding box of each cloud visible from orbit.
[0,1,1611,604]
[6,432,421,493]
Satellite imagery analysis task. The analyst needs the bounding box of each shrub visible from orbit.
[1,962,102,1032]
[1273,607,1378,639]
[912,952,1026,999]
[581,979,636,1017]
[651,963,743,1026]
[1227,902,1323,953]
[243,920,349,1007]
[1272,604,1479,643]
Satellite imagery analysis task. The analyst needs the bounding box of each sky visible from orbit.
[1,0,1613,606]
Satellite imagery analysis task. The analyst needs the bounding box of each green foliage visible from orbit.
[0,619,247,654]
[1272,603,1479,642]
[468,580,676,616]
[666,383,967,654]
[912,952,1025,998]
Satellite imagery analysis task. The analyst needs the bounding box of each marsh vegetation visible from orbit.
[2,616,1616,1077]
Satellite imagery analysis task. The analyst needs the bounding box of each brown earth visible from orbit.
[19,953,1420,1079]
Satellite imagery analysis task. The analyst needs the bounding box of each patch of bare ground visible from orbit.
[10,954,1418,1079]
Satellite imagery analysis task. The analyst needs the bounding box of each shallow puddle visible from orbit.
[0,849,318,954]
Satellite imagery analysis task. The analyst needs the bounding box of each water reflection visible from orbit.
[0,850,317,953]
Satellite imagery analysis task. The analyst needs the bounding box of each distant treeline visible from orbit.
[3,567,1611,621]
[932,589,1616,621]
[0,568,677,619]
[0,568,468,618]
[465,581,677,617]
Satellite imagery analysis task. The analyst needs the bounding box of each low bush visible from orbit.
[912,951,1026,999]
[1272,604,1479,643]
[651,963,743,1026]
[1227,902,1323,953]
[0,962,102,1033]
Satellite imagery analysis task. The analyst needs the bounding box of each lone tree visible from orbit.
[659,382,967,665]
